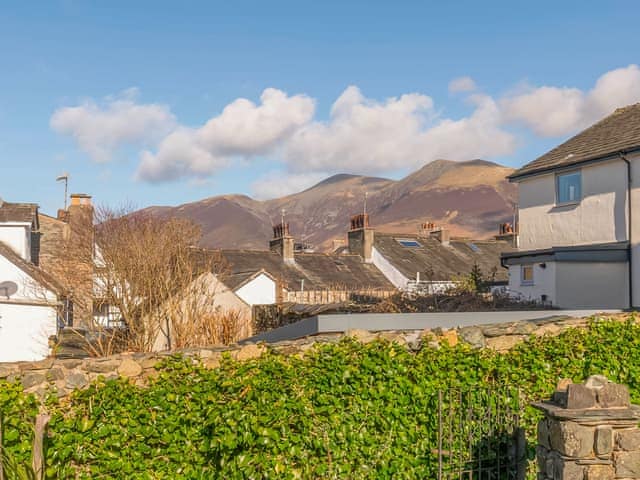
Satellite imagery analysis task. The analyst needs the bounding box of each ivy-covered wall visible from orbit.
[1,314,639,478]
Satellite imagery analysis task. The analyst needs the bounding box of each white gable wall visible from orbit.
[0,255,58,362]
[0,223,31,261]
[371,246,409,290]
[235,273,276,305]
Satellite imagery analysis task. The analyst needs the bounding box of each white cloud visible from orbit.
[251,171,328,199]
[282,86,515,174]
[448,76,477,93]
[501,64,640,137]
[50,88,176,163]
[136,88,315,181]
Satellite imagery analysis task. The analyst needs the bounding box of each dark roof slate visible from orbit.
[510,103,640,180]
[0,241,63,294]
[373,233,512,282]
[215,249,395,292]
[0,201,38,225]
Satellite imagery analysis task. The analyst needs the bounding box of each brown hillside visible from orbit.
[141,160,517,251]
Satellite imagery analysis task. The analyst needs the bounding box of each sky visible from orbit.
[1,1,640,215]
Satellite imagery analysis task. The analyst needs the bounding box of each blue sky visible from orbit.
[1,1,640,214]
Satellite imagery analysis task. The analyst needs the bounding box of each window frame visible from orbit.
[555,169,582,206]
[520,264,534,286]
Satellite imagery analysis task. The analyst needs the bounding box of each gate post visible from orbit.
[534,375,640,479]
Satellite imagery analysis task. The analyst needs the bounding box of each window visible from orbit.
[556,171,582,204]
[397,239,421,248]
[521,264,534,285]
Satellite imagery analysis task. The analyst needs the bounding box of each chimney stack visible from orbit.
[495,222,519,247]
[419,221,450,245]
[67,193,94,328]
[269,222,295,263]
[348,213,374,263]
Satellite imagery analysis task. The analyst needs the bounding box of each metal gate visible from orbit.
[437,385,526,479]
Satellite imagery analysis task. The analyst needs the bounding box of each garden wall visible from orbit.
[0,313,620,398]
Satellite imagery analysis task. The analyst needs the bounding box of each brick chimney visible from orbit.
[269,222,295,263]
[348,213,374,263]
[418,221,450,245]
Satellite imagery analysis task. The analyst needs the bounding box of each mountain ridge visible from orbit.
[140,159,517,251]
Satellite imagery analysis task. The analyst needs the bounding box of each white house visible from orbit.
[502,103,640,309]
[0,200,63,361]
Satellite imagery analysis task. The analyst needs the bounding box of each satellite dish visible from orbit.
[0,281,18,298]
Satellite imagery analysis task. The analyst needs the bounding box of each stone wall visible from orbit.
[535,375,640,479]
[0,313,626,399]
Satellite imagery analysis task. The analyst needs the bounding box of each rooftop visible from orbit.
[213,249,395,292]
[373,233,513,282]
[509,103,640,180]
[0,201,38,224]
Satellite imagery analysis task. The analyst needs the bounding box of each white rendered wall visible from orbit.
[0,223,31,260]
[0,303,57,361]
[371,246,409,290]
[235,273,276,306]
[0,254,58,361]
[506,262,556,305]
[517,159,629,250]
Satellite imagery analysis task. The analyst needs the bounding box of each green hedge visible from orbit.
[2,317,640,478]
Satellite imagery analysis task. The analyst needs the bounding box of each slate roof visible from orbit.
[373,233,513,283]
[509,103,640,180]
[0,241,63,294]
[213,249,396,292]
[0,201,38,225]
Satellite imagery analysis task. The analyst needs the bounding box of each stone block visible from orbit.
[536,445,549,474]
[86,359,121,373]
[65,372,88,389]
[344,329,376,343]
[440,329,458,347]
[617,429,640,451]
[595,426,613,456]
[46,367,66,381]
[21,371,46,389]
[566,383,597,409]
[584,464,614,480]
[549,420,595,458]
[597,383,630,408]
[486,335,525,352]
[459,326,485,348]
[117,358,143,377]
[585,375,609,390]
[553,456,584,480]
[538,419,551,449]
[615,451,640,477]
[232,344,266,361]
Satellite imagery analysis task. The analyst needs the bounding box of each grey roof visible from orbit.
[0,201,38,225]
[373,233,513,282]
[214,249,396,292]
[510,103,640,180]
[0,241,63,294]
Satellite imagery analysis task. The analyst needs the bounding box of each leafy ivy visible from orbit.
[2,317,640,478]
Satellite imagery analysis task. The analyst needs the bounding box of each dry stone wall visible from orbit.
[0,313,622,399]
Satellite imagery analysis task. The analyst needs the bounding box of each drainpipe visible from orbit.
[620,153,634,309]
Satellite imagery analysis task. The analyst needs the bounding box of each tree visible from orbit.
[93,206,235,353]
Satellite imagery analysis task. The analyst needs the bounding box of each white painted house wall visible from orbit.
[0,255,58,362]
[0,223,31,260]
[235,273,276,306]
[507,262,556,305]
[371,246,409,290]
[512,153,640,308]
[518,159,629,250]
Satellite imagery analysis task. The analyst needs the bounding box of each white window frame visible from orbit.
[555,170,582,206]
[520,264,534,286]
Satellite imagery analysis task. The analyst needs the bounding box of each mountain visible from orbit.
[141,159,517,251]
